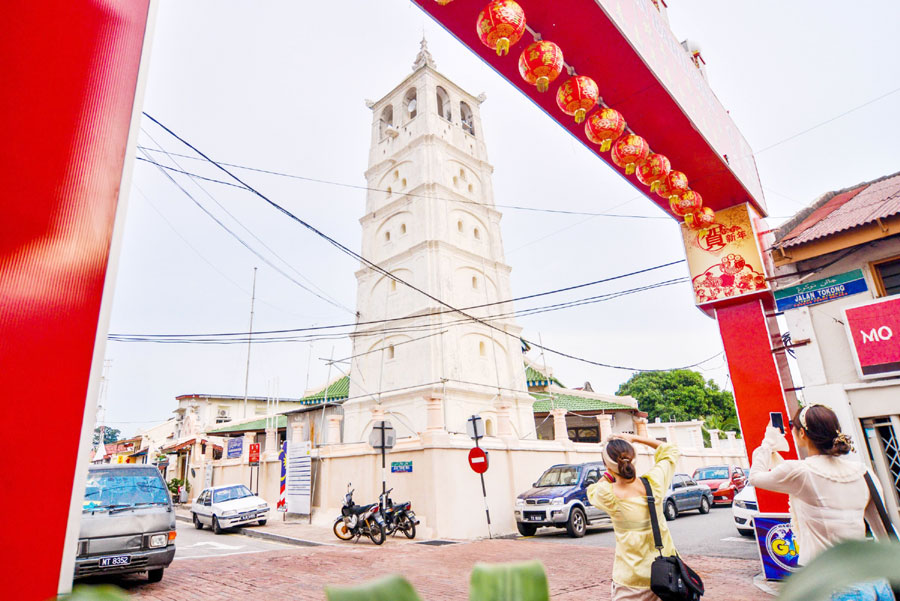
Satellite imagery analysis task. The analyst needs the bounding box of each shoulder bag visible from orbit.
[640,477,704,601]
[864,471,899,541]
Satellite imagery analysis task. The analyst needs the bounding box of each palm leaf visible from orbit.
[59,585,130,601]
[324,574,422,601]
[469,560,550,601]
[779,540,900,601]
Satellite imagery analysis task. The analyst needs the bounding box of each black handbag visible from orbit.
[864,471,899,541]
[640,477,704,601]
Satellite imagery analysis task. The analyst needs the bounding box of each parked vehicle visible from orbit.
[333,483,387,545]
[732,485,759,536]
[378,488,419,539]
[75,464,176,583]
[191,484,270,534]
[514,462,608,538]
[662,473,713,520]
[692,464,747,505]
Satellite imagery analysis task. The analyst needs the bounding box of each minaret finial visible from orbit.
[412,36,436,71]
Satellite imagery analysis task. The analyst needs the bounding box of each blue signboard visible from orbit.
[226,437,243,459]
[754,514,800,581]
[774,269,868,312]
[391,461,412,473]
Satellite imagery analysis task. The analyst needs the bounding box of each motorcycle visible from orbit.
[332,483,386,545]
[378,487,419,539]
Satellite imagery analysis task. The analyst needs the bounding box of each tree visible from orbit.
[92,426,121,445]
[616,370,739,432]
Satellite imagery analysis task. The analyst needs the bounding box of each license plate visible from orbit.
[527,515,543,522]
[99,555,131,567]
[241,513,256,520]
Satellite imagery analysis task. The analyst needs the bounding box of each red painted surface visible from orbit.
[716,300,797,513]
[0,2,151,597]
[468,447,489,474]
[412,0,764,215]
[844,296,900,378]
[249,443,261,464]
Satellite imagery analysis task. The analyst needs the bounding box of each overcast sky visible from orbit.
[103,0,900,436]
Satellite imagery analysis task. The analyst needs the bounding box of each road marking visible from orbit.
[184,541,243,550]
[720,536,755,543]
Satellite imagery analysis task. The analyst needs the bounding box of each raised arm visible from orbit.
[748,428,805,495]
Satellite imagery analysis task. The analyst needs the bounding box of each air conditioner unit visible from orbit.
[217,409,229,417]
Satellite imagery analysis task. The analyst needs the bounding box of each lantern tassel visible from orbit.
[600,140,612,152]
[496,38,510,56]
[625,164,636,175]
[574,109,586,124]
[536,76,550,93]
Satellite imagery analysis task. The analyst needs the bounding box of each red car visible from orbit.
[692,465,746,505]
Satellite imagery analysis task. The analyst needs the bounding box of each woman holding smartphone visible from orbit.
[587,433,680,600]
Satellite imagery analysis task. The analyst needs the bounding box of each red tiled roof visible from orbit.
[779,173,900,248]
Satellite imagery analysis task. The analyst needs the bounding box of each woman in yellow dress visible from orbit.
[588,433,681,601]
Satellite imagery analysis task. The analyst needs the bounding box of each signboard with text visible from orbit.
[754,514,800,581]
[774,269,868,312]
[681,203,770,307]
[226,438,243,459]
[391,461,413,473]
[286,441,312,515]
[249,443,260,466]
[844,296,900,379]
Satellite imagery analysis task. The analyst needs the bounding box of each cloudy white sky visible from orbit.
[104,0,900,436]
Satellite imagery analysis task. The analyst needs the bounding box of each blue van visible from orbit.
[514,462,608,537]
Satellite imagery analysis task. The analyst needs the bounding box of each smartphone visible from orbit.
[770,412,785,434]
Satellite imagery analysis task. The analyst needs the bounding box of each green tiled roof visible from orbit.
[525,365,563,388]
[299,375,350,405]
[208,415,286,435]
[531,392,633,413]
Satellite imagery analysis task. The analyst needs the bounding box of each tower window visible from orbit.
[405,88,417,120]
[400,223,407,235]
[436,86,451,121]
[394,170,399,180]
[387,186,392,197]
[473,228,481,240]
[479,341,486,356]
[472,276,478,289]
[460,102,475,136]
[468,184,474,193]
[453,176,459,187]
[485,418,494,436]
[460,169,466,180]
[388,345,395,360]
[379,105,394,138]
[385,231,391,242]
[401,178,407,188]
[390,280,397,292]
[457,220,463,233]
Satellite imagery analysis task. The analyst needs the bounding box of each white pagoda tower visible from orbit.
[342,40,535,443]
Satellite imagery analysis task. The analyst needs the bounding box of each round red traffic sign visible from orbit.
[468,447,489,474]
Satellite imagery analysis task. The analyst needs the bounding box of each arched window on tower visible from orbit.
[379,105,393,138]
[473,228,481,240]
[457,220,463,233]
[436,86,451,121]
[387,345,395,360]
[400,223,407,235]
[405,88,417,120]
[472,276,479,289]
[460,102,475,135]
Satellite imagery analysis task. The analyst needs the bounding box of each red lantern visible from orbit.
[655,170,689,201]
[476,1,526,57]
[518,41,564,92]
[584,108,626,152]
[636,153,671,192]
[685,206,716,230]
[611,134,650,175]
[669,190,703,217]
[556,76,599,124]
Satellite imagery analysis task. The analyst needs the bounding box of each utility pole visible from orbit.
[242,267,258,420]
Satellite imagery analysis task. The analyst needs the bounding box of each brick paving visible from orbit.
[121,539,770,600]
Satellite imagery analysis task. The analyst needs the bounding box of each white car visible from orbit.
[732,484,759,536]
[191,485,270,534]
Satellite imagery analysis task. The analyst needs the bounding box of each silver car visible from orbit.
[191,485,270,534]
[75,464,176,583]
[662,473,714,520]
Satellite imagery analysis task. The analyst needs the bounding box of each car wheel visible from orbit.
[257,519,267,526]
[664,500,678,521]
[517,522,538,537]
[737,528,754,537]
[147,568,164,583]
[699,496,711,514]
[212,515,223,534]
[566,507,587,538]
[192,513,203,529]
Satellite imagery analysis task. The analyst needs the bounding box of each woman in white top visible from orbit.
[749,404,895,600]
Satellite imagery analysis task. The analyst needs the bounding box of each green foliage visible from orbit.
[325,574,422,601]
[92,427,121,446]
[779,540,900,601]
[167,478,191,495]
[56,584,130,601]
[616,370,738,428]
[469,560,549,601]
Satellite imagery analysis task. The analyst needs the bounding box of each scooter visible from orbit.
[378,487,419,539]
[332,483,386,545]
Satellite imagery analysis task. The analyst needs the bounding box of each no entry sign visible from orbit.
[468,447,489,474]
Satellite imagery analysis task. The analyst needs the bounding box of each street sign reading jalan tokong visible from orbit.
[391,461,412,473]
[774,269,868,312]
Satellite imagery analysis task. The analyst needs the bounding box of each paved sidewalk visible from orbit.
[127,538,770,601]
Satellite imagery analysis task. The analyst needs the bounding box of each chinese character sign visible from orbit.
[681,203,770,306]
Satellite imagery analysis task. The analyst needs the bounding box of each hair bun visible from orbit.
[617,456,636,480]
[830,432,853,456]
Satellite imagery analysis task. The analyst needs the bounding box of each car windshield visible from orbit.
[536,465,582,487]
[83,470,169,511]
[694,467,729,480]
[213,485,254,503]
